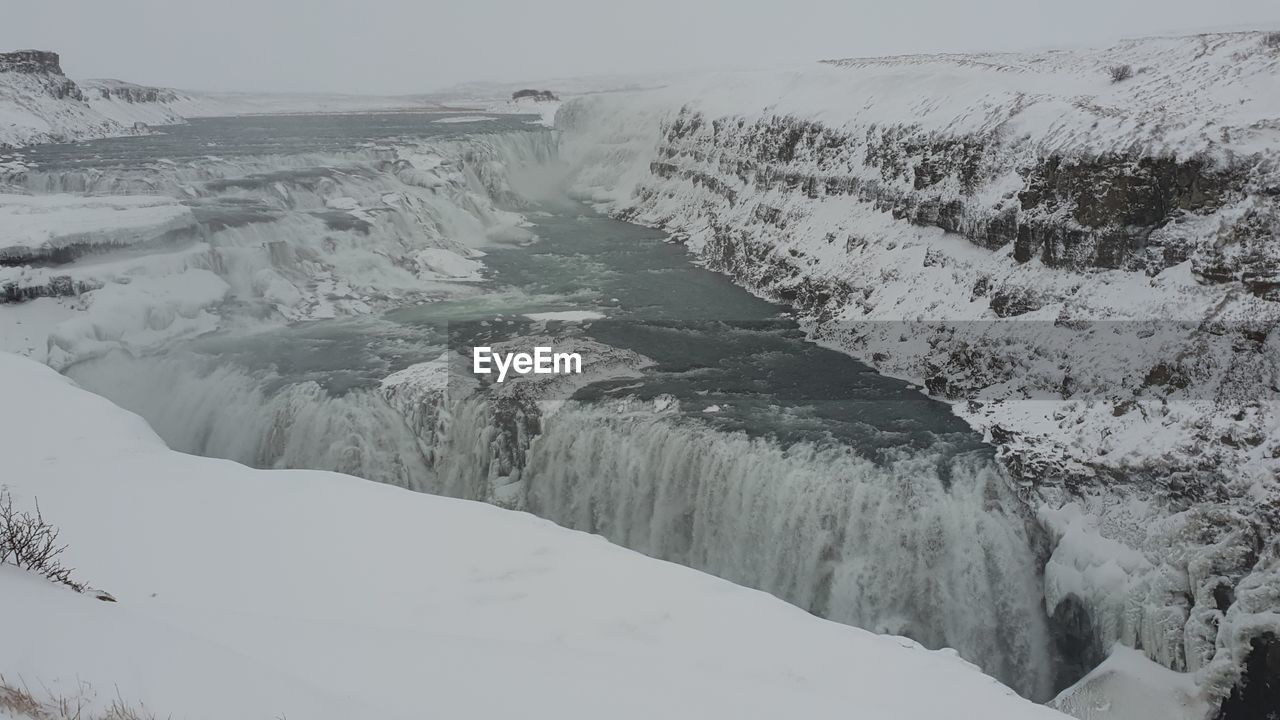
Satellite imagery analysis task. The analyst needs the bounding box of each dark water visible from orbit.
[386,205,985,459]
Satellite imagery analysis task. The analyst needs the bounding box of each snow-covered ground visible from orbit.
[0,351,1064,720]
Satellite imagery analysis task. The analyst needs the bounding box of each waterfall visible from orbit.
[64,349,1056,699]
[66,351,433,491]
[509,399,1053,699]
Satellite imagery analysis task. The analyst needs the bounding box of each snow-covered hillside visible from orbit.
[79,78,189,127]
[560,30,1280,717]
[0,351,1064,720]
[0,50,129,148]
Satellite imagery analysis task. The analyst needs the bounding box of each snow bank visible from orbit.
[0,351,1063,720]
[42,270,229,369]
[0,192,195,261]
[1052,646,1211,720]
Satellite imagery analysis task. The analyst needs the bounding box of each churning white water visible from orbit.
[67,352,434,489]
[503,399,1051,699]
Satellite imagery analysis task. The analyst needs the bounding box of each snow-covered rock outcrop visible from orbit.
[0,350,1066,720]
[559,31,1280,718]
[0,50,131,148]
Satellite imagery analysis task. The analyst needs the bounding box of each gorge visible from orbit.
[1,29,1278,720]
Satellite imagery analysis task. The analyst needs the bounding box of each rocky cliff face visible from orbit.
[0,49,82,101]
[0,49,67,76]
[562,31,1280,718]
[80,78,181,105]
[0,49,126,148]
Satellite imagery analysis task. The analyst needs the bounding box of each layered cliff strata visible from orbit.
[79,78,189,127]
[561,31,1280,715]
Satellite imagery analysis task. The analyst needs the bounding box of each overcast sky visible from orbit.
[3,1,1277,94]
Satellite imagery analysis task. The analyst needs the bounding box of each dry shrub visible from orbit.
[0,490,83,591]
[0,677,160,720]
[1108,64,1134,83]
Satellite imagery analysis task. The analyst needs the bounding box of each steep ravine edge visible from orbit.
[558,31,1280,718]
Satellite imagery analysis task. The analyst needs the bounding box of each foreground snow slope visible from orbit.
[0,351,1062,719]
[560,30,1280,712]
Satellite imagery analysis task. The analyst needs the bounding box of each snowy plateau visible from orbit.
[0,30,1278,720]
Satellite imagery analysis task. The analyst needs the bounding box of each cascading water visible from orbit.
[427,393,1056,700]
[23,112,1067,702]
[65,350,435,490]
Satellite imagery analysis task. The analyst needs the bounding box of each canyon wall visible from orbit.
[560,31,1280,715]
